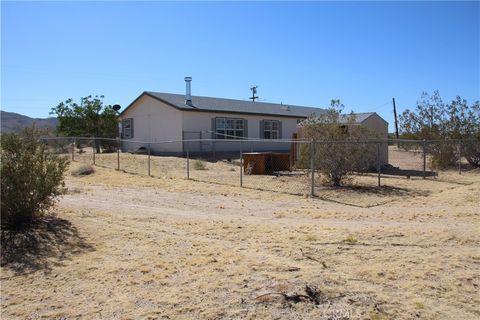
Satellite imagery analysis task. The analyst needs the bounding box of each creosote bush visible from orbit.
[1,127,69,229]
[464,140,480,167]
[71,164,95,176]
[298,100,379,186]
[193,159,207,170]
[399,91,480,168]
[427,142,457,170]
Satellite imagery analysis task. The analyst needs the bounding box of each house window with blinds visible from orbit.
[122,118,134,139]
[213,117,247,139]
[261,120,281,139]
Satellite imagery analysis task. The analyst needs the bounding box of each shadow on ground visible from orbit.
[382,167,436,178]
[1,215,94,274]
[315,184,430,208]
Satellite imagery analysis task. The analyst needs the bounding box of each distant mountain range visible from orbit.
[0,110,58,134]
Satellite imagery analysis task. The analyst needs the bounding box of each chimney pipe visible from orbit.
[184,77,192,106]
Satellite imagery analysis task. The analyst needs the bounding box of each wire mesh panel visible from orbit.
[149,141,186,179]
[117,140,150,176]
[92,138,119,170]
[40,136,479,199]
[462,139,480,168]
[187,139,242,187]
[387,140,428,177]
[73,138,95,165]
[42,137,73,157]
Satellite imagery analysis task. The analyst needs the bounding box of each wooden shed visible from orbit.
[243,152,291,175]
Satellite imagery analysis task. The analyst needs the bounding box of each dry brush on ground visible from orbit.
[1,158,479,319]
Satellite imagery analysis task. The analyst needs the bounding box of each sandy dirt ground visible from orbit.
[1,156,479,319]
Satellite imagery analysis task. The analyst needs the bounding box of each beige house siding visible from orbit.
[120,94,388,162]
[360,114,388,165]
[182,111,298,153]
[120,95,183,153]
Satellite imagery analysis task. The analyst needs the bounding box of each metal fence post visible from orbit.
[212,139,216,161]
[458,140,462,175]
[186,149,190,180]
[240,143,243,187]
[116,138,120,170]
[422,139,426,179]
[147,143,151,176]
[377,142,381,187]
[199,131,203,156]
[93,138,96,165]
[310,140,315,197]
[72,137,75,161]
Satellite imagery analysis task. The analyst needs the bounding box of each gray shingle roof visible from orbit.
[340,112,377,123]
[124,91,378,124]
[145,92,326,118]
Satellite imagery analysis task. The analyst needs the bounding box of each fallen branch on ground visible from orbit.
[254,284,326,305]
[300,249,328,268]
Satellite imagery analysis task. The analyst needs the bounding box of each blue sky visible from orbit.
[2,1,479,131]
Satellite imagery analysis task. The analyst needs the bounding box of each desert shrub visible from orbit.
[399,91,480,168]
[99,139,117,153]
[1,127,69,229]
[71,164,95,176]
[427,141,457,170]
[343,235,358,245]
[298,100,379,186]
[44,137,70,154]
[463,140,480,167]
[193,159,207,170]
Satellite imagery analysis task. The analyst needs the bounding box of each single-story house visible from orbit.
[119,78,388,163]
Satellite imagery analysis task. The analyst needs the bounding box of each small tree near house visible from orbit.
[298,100,379,186]
[50,95,119,153]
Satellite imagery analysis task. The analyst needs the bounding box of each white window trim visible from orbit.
[215,117,245,139]
[263,119,280,139]
[123,118,133,139]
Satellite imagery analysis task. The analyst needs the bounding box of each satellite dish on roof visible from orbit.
[112,104,121,111]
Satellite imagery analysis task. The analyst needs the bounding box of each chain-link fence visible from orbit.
[41,137,479,196]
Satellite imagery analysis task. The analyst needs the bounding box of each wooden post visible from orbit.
[393,98,399,140]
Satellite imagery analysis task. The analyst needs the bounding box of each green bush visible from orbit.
[1,127,69,229]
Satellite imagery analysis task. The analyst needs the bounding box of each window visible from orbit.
[122,118,133,139]
[214,117,246,139]
[262,120,280,139]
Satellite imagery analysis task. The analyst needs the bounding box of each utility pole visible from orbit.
[393,97,399,140]
[249,86,258,102]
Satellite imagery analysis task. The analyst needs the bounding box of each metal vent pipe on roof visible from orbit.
[184,76,192,106]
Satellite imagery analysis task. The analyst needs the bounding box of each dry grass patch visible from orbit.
[1,161,479,319]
